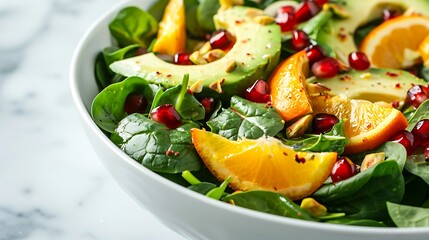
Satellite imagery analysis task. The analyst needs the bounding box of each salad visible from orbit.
[91,0,429,228]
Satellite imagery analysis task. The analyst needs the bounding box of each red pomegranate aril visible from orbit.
[312,113,339,134]
[331,157,358,183]
[311,57,340,78]
[200,97,215,117]
[406,85,429,108]
[383,8,401,21]
[209,29,235,51]
[295,1,321,23]
[275,11,297,32]
[124,92,148,114]
[348,51,371,70]
[411,119,429,147]
[244,80,271,103]
[174,52,193,65]
[305,44,326,64]
[277,5,295,16]
[424,145,429,160]
[292,30,311,51]
[314,0,329,7]
[390,130,415,155]
[150,104,182,129]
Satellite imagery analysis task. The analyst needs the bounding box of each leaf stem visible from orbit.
[175,73,190,112]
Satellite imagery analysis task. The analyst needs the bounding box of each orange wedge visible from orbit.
[152,0,186,55]
[191,129,338,200]
[311,95,408,154]
[360,15,429,69]
[419,34,429,67]
[267,50,313,122]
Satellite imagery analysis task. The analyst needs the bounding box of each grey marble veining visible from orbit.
[0,0,184,239]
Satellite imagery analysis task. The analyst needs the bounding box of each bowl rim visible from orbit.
[69,0,429,235]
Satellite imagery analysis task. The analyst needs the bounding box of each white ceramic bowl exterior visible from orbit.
[70,1,429,239]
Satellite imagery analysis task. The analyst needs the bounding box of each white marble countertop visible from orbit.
[0,0,185,239]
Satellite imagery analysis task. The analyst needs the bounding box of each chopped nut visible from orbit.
[204,49,226,63]
[253,15,275,25]
[199,41,212,55]
[225,60,237,73]
[189,79,204,93]
[360,72,372,79]
[286,115,313,138]
[361,152,385,172]
[300,198,327,217]
[245,8,264,18]
[190,51,208,65]
[209,79,224,93]
[219,0,244,10]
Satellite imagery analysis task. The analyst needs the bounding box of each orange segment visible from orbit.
[311,95,408,154]
[360,15,429,69]
[191,129,337,200]
[419,34,429,67]
[268,50,313,122]
[152,0,186,55]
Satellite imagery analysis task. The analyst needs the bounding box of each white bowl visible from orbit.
[70,1,429,239]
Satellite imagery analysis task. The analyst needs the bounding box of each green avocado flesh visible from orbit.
[308,68,427,102]
[317,0,429,63]
[110,6,281,98]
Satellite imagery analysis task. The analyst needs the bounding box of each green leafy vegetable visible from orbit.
[313,161,404,220]
[196,0,220,32]
[102,44,140,68]
[152,74,205,121]
[110,114,202,173]
[224,190,316,221]
[406,100,429,131]
[206,177,231,200]
[282,120,347,154]
[387,202,429,227]
[302,10,334,40]
[208,96,284,140]
[325,218,386,227]
[405,154,429,185]
[91,77,161,133]
[109,6,158,47]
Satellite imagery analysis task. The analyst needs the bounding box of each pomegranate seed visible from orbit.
[277,5,295,15]
[311,113,339,134]
[390,130,415,155]
[174,52,193,65]
[411,119,429,147]
[291,30,310,51]
[406,85,429,108]
[150,104,181,129]
[383,9,401,21]
[305,44,326,64]
[424,145,429,160]
[314,0,328,7]
[295,1,321,23]
[331,157,358,183]
[311,57,340,78]
[244,80,271,103]
[200,97,215,117]
[275,11,297,32]
[209,29,235,51]
[348,51,371,70]
[135,48,148,56]
[124,92,148,114]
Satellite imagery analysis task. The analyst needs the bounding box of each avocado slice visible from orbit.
[307,68,427,103]
[317,0,429,63]
[110,6,281,99]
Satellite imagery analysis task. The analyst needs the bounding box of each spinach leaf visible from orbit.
[282,120,347,154]
[387,202,429,227]
[91,76,161,133]
[196,0,220,32]
[405,154,429,185]
[224,190,316,221]
[406,100,429,131]
[182,170,229,198]
[188,182,217,195]
[207,96,284,140]
[401,175,429,207]
[148,0,168,21]
[325,218,386,227]
[102,44,140,68]
[94,52,113,90]
[152,74,205,121]
[302,9,334,40]
[348,141,407,171]
[109,6,158,48]
[420,65,429,82]
[111,114,202,173]
[312,161,404,220]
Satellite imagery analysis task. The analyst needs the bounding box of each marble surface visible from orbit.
[0,0,185,239]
